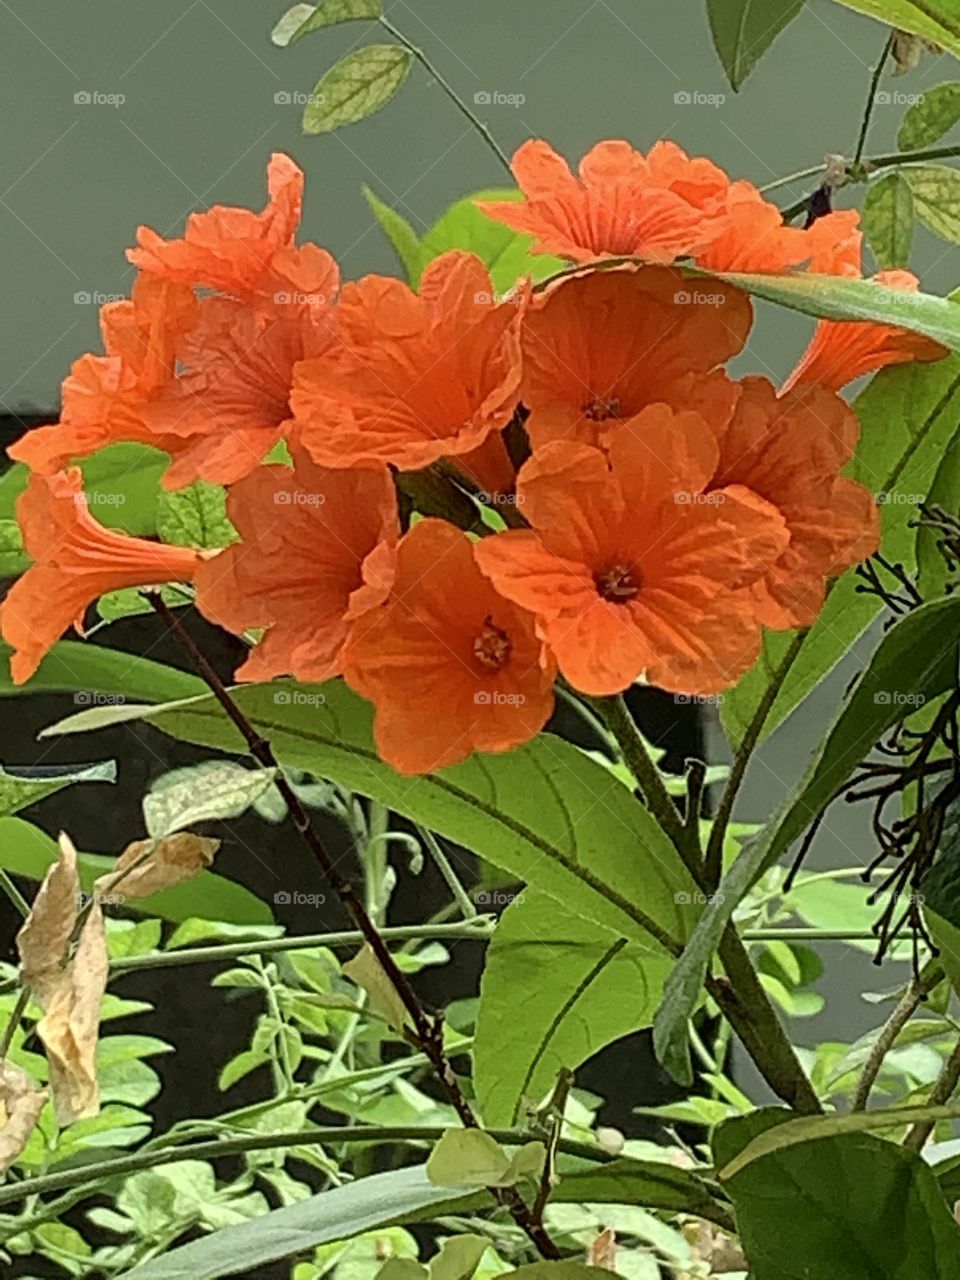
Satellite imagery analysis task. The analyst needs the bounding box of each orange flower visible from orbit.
[478,139,723,264]
[705,377,879,628]
[342,519,555,774]
[127,152,307,303]
[781,270,948,395]
[474,409,789,697]
[291,252,526,472]
[8,274,197,475]
[195,450,397,682]
[520,266,751,450]
[1,469,200,684]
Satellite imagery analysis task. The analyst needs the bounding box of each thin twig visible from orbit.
[144,594,559,1259]
[852,976,925,1111]
[853,33,894,166]
[904,1040,960,1151]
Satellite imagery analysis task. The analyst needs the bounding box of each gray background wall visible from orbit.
[3,0,960,1050]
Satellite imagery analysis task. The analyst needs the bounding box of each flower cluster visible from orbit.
[3,141,942,773]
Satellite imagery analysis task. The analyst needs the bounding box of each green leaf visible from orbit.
[0,443,168,537]
[706,0,806,90]
[0,816,271,926]
[703,266,960,347]
[0,517,27,576]
[420,192,564,292]
[143,762,277,837]
[428,1236,487,1280]
[551,1157,734,1229]
[917,426,960,597]
[116,1165,475,1280]
[45,680,698,955]
[862,171,914,269]
[504,1266,610,1280]
[903,165,960,244]
[271,0,381,46]
[96,584,186,624]
[0,759,115,818]
[342,944,411,1032]
[829,0,960,61]
[657,596,960,1081]
[721,355,960,748]
[0,639,203,703]
[425,1130,544,1189]
[474,890,672,1125]
[156,482,235,549]
[714,1108,960,1279]
[363,186,423,281]
[303,44,413,134]
[899,82,960,149]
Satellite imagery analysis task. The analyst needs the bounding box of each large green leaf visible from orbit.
[0,443,168,538]
[898,81,960,149]
[0,640,204,703]
[829,1,960,61]
[917,419,960,597]
[656,595,960,1083]
[713,1108,960,1279]
[0,760,115,818]
[474,890,672,1126]
[706,0,806,90]
[0,816,272,926]
[722,355,960,748]
[363,185,423,281]
[118,1165,472,1280]
[44,680,698,954]
[303,44,413,134]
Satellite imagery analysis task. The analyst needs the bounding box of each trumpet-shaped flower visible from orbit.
[342,518,555,774]
[1,470,201,684]
[475,408,789,696]
[195,451,398,682]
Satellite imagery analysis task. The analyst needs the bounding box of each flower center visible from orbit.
[582,394,622,422]
[595,563,640,603]
[473,617,512,671]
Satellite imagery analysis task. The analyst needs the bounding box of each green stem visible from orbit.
[853,33,893,166]
[779,142,960,221]
[0,1125,618,1210]
[107,920,496,976]
[417,826,478,919]
[704,632,807,888]
[852,975,927,1112]
[594,694,821,1114]
[0,869,30,919]
[377,16,511,174]
[0,986,31,1060]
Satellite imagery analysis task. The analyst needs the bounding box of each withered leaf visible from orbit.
[0,1061,47,1172]
[16,831,81,1005]
[94,832,219,903]
[343,944,411,1033]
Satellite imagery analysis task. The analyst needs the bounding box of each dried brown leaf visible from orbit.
[0,1062,47,1172]
[16,832,80,1004]
[94,832,219,903]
